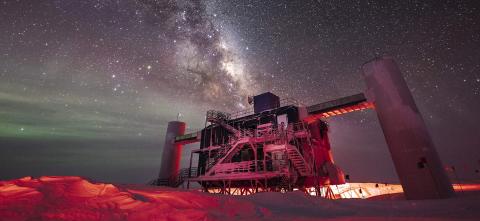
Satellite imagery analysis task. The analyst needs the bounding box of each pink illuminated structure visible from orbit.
[152,92,368,197]
[152,57,454,200]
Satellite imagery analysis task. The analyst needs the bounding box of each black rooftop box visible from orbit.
[254,92,280,113]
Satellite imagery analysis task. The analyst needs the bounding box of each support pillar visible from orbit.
[158,121,186,181]
[362,56,454,199]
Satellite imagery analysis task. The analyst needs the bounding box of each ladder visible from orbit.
[206,110,241,137]
[206,145,229,170]
[206,137,250,176]
[285,144,312,176]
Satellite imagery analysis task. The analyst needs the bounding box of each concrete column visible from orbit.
[362,56,454,199]
[159,121,186,180]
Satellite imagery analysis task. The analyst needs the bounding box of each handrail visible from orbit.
[211,160,266,175]
[149,167,199,187]
[198,121,311,176]
[230,108,255,119]
[227,97,305,120]
[280,97,305,107]
[206,110,231,121]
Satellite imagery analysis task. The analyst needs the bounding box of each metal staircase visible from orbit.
[285,144,312,176]
[206,137,250,176]
[206,144,229,170]
[206,110,242,137]
[204,109,254,176]
[150,167,198,187]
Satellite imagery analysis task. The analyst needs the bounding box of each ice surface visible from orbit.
[1,176,479,221]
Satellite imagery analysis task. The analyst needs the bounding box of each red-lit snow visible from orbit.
[1,176,479,221]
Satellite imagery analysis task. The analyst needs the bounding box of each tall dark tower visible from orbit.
[158,121,186,181]
[362,56,454,199]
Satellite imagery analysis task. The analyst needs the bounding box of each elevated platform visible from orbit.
[187,171,286,182]
[305,93,374,122]
[175,131,201,144]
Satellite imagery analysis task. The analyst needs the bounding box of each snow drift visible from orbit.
[1,176,479,221]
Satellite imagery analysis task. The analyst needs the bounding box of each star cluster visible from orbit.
[0,0,479,183]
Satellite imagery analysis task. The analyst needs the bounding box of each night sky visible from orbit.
[1,0,479,184]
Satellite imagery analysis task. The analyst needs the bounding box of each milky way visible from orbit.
[1,0,479,183]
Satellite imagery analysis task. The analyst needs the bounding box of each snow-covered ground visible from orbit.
[1,176,479,221]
